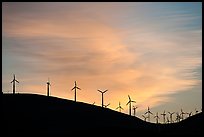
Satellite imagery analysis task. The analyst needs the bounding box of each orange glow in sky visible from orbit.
[2,2,202,120]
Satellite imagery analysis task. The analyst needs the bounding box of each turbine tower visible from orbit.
[180,109,186,120]
[154,112,160,124]
[142,115,148,122]
[145,106,153,122]
[195,108,199,114]
[166,117,170,124]
[46,78,51,96]
[161,110,166,124]
[175,112,181,122]
[10,74,19,94]
[168,112,175,123]
[116,102,123,112]
[126,95,136,116]
[71,81,81,102]
[133,106,138,117]
[98,89,108,107]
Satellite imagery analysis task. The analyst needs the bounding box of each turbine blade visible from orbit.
[103,89,108,93]
[15,80,19,83]
[71,87,75,90]
[131,100,136,103]
[98,90,102,93]
[77,87,81,90]
[128,95,131,100]
[126,101,130,106]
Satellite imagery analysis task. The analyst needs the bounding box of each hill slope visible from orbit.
[2,94,203,135]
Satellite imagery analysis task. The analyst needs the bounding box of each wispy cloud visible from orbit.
[2,2,202,114]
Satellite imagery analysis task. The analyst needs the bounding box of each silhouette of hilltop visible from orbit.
[2,94,203,136]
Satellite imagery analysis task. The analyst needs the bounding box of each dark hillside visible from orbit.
[2,94,203,136]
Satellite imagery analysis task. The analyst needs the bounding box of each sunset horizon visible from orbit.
[2,2,202,122]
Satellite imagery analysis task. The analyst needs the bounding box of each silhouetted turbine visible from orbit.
[186,112,192,117]
[71,81,81,102]
[168,112,175,123]
[161,110,166,124]
[175,112,181,122]
[195,108,199,114]
[98,89,108,107]
[116,102,123,112]
[104,103,110,108]
[154,112,160,124]
[126,95,136,116]
[10,74,19,94]
[133,106,138,117]
[145,106,153,122]
[180,109,186,120]
[166,117,170,124]
[142,115,148,122]
[46,78,51,96]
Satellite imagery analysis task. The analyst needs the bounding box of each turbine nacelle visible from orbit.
[98,89,108,94]
[72,81,81,91]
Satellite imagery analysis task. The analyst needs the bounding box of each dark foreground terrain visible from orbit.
[2,93,203,136]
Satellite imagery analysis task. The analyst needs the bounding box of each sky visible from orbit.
[2,2,202,123]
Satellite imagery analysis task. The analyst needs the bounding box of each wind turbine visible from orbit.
[145,106,153,122]
[10,74,19,94]
[168,112,175,123]
[166,117,170,124]
[195,108,199,114]
[104,103,110,108]
[116,102,123,112]
[71,81,81,102]
[175,112,181,122]
[133,106,138,117]
[161,110,166,124]
[180,109,186,120]
[98,89,108,107]
[186,112,192,117]
[126,95,136,116]
[154,112,160,124]
[142,115,148,122]
[46,78,51,96]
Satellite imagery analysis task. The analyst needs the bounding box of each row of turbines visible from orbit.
[141,107,201,124]
[8,74,201,124]
[9,74,108,107]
